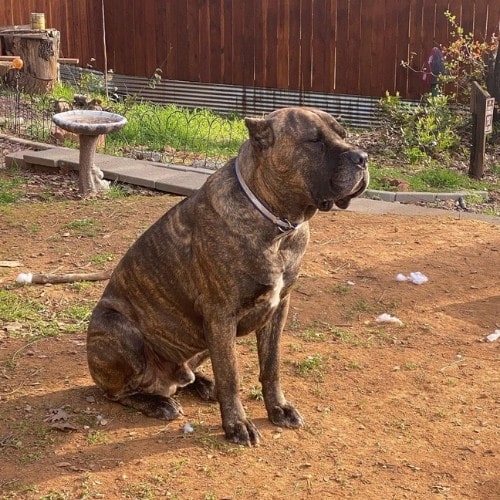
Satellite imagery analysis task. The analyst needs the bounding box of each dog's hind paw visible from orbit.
[269,403,304,428]
[184,372,217,401]
[224,418,261,447]
[119,393,184,420]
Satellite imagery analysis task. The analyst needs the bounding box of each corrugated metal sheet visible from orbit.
[109,75,382,128]
[60,66,388,127]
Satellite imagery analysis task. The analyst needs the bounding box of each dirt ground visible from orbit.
[0,171,499,499]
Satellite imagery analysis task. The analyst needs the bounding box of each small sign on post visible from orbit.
[469,81,495,180]
[485,97,495,134]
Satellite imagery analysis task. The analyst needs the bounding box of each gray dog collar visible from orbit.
[234,161,300,234]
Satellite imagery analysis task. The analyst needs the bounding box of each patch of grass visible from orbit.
[329,326,354,343]
[108,102,248,159]
[345,360,363,370]
[108,184,130,198]
[367,160,493,193]
[288,313,301,331]
[89,252,115,265]
[123,483,154,500]
[196,433,233,452]
[295,354,325,378]
[86,430,108,445]
[70,281,96,292]
[62,218,100,237]
[0,289,86,339]
[60,303,92,322]
[332,283,351,295]
[413,167,465,190]
[0,176,25,204]
[402,362,419,371]
[353,299,372,312]
[19,451,43,464]
[299,326,326,342]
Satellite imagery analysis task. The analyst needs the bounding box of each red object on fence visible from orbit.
[422,47,445,86]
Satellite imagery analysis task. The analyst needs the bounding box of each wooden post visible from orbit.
[1,29,60,93]
[469,81,495,180]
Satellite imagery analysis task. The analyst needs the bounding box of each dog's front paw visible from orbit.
[269,403,304,428]
[224,418,261,447]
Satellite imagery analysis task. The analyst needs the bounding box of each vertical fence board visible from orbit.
[264,0,278,89]
[346,0,362,93]
[253,0,266,88]
[287,0,302,90]
[360,0,376,96]
[277,0,290,89]
[382,0,400,95]
[310,0,330,92]
[208,0,222,83]
[299,0,313,91]
[334,0,350,93]
[407,0,425,97]
[221,0,233,84]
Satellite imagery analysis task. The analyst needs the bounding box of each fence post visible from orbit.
[469,81,495,180]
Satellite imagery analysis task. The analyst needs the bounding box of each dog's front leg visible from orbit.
[205,318,261,446]
[256,294,304,429]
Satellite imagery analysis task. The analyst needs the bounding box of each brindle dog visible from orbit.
[87,107,369,446]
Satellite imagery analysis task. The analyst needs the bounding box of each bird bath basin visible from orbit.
[52,110,127,196]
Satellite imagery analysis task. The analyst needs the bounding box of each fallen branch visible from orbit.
[16,270,112,285]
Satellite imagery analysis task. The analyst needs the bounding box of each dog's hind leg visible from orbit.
[181,350,217,401]
[87,306,183,420]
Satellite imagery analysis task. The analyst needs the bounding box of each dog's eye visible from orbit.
[306,138,324,150]
[306,136,322,145]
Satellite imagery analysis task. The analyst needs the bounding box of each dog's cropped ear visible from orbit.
[309,108,346,139]
[329,117,347,139]
[244,117,275,150]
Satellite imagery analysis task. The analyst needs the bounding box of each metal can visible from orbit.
[31,13,46,30]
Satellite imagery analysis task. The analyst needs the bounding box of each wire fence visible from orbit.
[0,75,247,170]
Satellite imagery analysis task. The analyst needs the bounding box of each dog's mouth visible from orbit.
[318,172,369,212]
[334,175,369,209]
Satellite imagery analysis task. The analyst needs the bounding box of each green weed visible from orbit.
[86,430,108,445]
[89,252,115,264]
[0,176,25,204]
[249,385,263,401]
[62,218,100,237]
[295,354,325,378]
[332,283,351,295]
[108,184,130,198]
[122,482,154,500]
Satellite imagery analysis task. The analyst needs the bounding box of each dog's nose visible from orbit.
[346,150,368,169]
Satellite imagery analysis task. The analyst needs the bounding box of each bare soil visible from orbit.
[0,171,499,499]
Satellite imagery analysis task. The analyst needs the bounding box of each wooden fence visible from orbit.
[1,0,499,99]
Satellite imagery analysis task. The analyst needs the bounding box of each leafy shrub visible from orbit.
[379,92,467,162]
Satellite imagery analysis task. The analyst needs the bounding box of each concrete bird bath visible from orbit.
[52,110,127,196]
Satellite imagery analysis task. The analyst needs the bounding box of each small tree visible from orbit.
[439,11,498,109]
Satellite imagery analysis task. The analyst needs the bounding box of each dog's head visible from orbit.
[244,107,369,212]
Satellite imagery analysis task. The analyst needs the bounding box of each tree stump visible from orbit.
[1,29,60,93]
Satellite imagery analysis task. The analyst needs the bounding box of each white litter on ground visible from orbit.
[183,422,195,434]
[16,272,33,284]
[376,313,404,326]
[396,272,428,285]
[485,330,500,342]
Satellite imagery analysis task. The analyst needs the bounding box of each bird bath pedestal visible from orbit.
[52,110,127,196]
